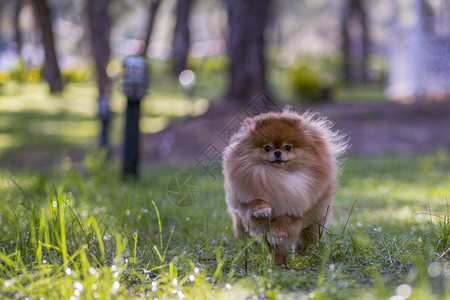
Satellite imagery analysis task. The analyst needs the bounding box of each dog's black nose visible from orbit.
[274,150,282,158]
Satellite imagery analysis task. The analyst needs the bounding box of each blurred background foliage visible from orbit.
[0,0,447,164]
[0,0,402,100]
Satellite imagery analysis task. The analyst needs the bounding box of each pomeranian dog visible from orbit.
[222,109,348,264]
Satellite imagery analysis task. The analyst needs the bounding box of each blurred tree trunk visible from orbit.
[341,0,370,85]
[13,0,23,56]
[172,0,193,76]
[0,2,5,45]
[87,0,111,96]
[142,0,162,56]
[341,7,350,84]
[87,0,112,150]
[226,0,269,103]
[422,0,434,18]
[32,0,63,93]
[421,0,434,33]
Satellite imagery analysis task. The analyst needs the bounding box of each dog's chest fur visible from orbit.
[232,165,323,217]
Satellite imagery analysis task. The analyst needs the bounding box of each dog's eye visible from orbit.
[284,145,292,151]
[264,146,272,152]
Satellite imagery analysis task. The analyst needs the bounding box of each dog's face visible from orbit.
[259,142,294,166]
[248,115,308,168]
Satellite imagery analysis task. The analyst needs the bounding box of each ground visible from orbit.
[1,90,449,298]
[1,81,449,171]
[141,101,450,166]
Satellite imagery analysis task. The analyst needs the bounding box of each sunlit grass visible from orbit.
[336,84,388,103]
[0,134,18,150]
[0,152,449,298]
[0,72,387,168]
[0,79,212,166]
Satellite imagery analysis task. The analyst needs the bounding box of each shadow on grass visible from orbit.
[0,109,98,170]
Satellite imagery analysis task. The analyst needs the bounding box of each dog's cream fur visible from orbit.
[222,109,347,264]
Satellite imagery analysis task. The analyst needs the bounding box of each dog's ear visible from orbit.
[228,117,255,143]
[241,117,256,130]
[254,115,270,128]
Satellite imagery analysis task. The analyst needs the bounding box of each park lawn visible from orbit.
[0,76,212,169]
[0,152,449,299]
[0,71,386,166]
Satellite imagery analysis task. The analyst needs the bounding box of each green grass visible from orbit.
[0,74,443,298]
[0,151,449,299]
[0,76,212,169]
[335,84,388,103]
[0,67,387,169]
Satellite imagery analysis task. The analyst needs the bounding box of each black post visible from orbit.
[98,94,110,151]
[122,56,149,178]
[123,97,141,176]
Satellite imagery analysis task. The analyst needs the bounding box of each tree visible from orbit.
[32,0,63,93]
[172,0,193,75]
[87,0,112,150]
[226,0,270,103]
[0,2,4,48]
[341,0,370,85]
[87,0,111,98]
[142,0,163,56]
[13,0,23,56]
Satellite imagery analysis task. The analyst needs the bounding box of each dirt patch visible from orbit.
[141,101,450,166]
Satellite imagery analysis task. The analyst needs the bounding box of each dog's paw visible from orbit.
[249,199,272,219]
[274,252,288,265]
[252,206,272,219]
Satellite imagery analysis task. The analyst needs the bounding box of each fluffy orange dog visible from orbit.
[222,109,347,264]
